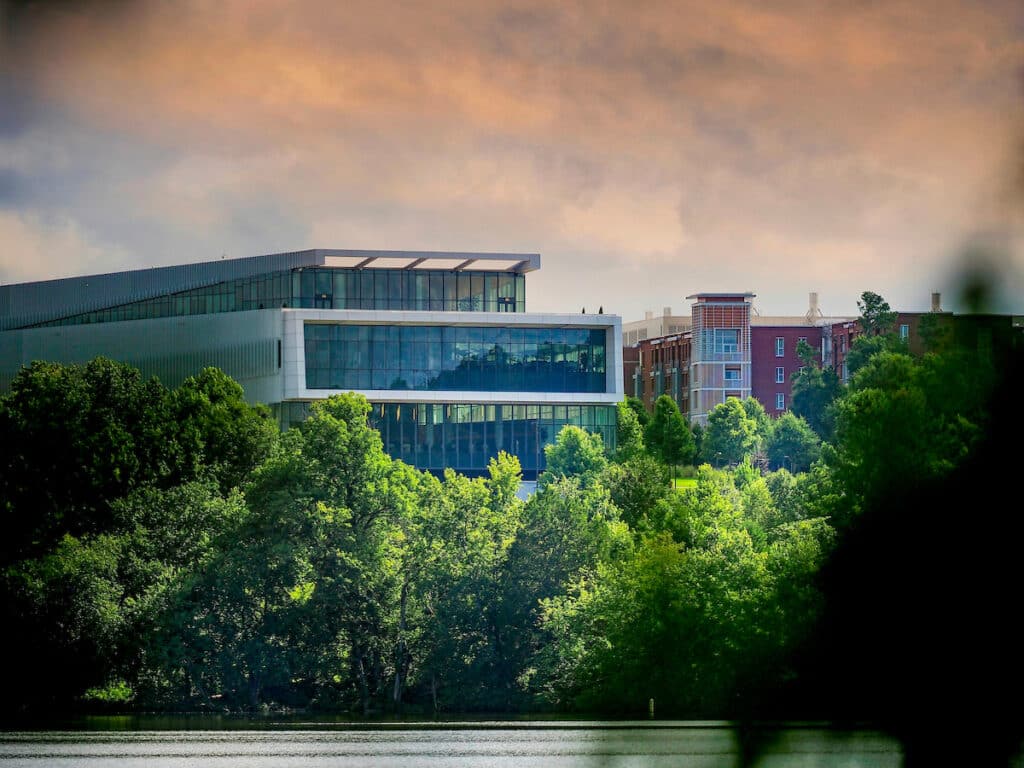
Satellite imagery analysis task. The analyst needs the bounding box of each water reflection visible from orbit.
[0,722,901,767]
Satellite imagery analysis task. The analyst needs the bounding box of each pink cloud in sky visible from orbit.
[2,0,1022,317]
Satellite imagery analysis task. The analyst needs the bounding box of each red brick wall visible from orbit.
[751,326,822,415]
[637,333,691,416]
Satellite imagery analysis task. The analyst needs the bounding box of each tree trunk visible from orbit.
[356,651,370,716]
[393,581,409,714]
[184,659,212,707]
[248,669,261,709]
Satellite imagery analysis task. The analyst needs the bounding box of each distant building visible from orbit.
[630,292,841,424]
[622,290,1023,423]
[633,329,691,418]
[623,307,691,347]
[0,248,623,479]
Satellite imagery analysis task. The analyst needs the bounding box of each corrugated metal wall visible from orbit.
[0,310,285,404]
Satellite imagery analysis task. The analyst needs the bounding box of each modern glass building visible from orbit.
[0,249,622,478]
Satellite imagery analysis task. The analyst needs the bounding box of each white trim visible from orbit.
[283,309,623,404]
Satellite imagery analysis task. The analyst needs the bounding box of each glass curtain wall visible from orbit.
[274,400,617,480]
[369,402,616,479]
[35,268,525,328]
[304,324,607,393]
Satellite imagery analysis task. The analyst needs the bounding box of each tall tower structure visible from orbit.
[687,293,754,425]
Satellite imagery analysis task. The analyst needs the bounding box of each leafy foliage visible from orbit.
[541,426,608,487]
[644,395,695,473]
[703,398,759,466]
[765,412,821,473]
[2,319,1005,722]
[790,339,842,440]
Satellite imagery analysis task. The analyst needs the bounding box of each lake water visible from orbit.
[0,721,905,767]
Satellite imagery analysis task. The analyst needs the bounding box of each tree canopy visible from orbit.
[644,395,695,474]
[703,398,759,466]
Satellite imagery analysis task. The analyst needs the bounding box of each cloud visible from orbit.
[0,211,135,284]
[1,0,1021,318]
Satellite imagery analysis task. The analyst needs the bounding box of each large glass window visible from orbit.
[700,328,740,355]
[35,266,527,329]
[304,324,607,393]
[369,400,617,479]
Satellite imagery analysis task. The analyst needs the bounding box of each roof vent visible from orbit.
[805,291,823,322]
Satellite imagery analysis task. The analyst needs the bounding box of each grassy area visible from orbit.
[672,477,698,491]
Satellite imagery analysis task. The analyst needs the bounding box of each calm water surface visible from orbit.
[0,721,903,767]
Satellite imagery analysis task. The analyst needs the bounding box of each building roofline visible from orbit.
[685,292,757,299]
[0,248,541,331]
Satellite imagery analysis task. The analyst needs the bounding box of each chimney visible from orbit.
[805,291,822,321]
[644,310,653,320]
[663,306,672,316]
[931,292,942,312]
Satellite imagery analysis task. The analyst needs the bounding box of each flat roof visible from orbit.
[685,292,756,300]
[314,248,540,273]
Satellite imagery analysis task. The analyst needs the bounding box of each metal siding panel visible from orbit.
[0,250,323,330]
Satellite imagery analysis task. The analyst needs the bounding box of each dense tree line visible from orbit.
[0,294,1014,727]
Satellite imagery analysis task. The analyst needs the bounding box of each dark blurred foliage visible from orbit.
[739,280,1024,768]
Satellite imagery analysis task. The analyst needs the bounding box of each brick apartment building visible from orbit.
[625,291,1023,424]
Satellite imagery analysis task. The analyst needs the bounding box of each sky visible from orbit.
[2,0,1023,320]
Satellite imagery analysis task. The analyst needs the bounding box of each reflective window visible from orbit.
[369,401,616,479]
[304,324,607,393]
[34,267,527,328]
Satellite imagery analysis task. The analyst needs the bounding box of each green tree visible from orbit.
[765,412,821,473]
[741,396,772,451]
[846,291,907,379]
[790,340,842,440]
[148,393,404,712]
[831,352,936,522]
[703,398,758,466]
[857,291,898,337]
[494,477,632,709]
[690,422,705,464]
[2,533,126,710]
[541,425,608,487]
[0,358,175,564]
[624,395,650,428]
[169,367,279,492]
[413,454,525,712]
[845,333,908,380]
[600,454,671,530]
[539,460,834,717]
[644,395,695,478]
[614,400,645,461]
